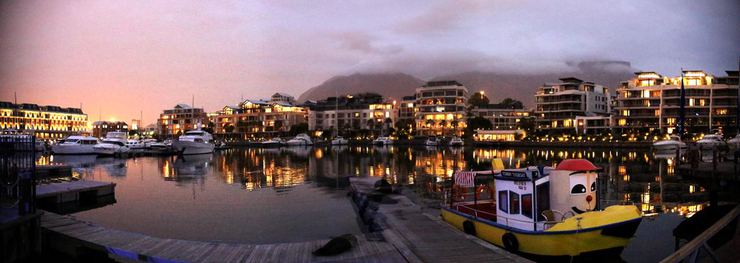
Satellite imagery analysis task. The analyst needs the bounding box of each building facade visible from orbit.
[306,93,397,137]
[415,81,468,136]
[470,104,533,130]
[0,101,88,139]
[157,104,208,138]
[534,77,611,133]
[213,98,306,139]
[614,70,739,135]
[92,121,129,138]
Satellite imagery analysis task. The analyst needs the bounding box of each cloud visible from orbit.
[332,32,402,55]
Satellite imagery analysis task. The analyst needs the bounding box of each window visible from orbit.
[509,192,520,214]
[522,194,533,218]
[498,191,508,213]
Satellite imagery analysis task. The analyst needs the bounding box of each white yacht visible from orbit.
[172,130,215,155]
[696,134,725,148]
[126,139,147,150]
[94,131,130,156]
[286,133,313,146]
[448,136,464,147]
[373,136,393,146]
[52,136,100,155]
[424,136,439,146]
[331,136,349,145]
[652,135,687,152]
[728,134,740,151]
[261,137,285,147]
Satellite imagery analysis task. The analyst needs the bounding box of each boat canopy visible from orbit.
[555,159,599,172]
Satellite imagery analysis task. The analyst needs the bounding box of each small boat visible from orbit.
[172,130,215,155]
[126,139,147,150]
[372,136,393,146]
[94,131,130,156]
[652,135,686,152]
[261,138,285,147]
[52,136,100,155]
[424,136,439,146]
[448,136,464,147]
[286,133,313,146]
[697,134,725,149]
[331,136,349,145]
[441,159,642,258]
[147,141,170,153]
[727,134,740,151]
[214,141,230,150]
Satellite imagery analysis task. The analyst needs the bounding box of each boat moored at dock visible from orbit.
[286,133,313,146]
[94,131,130,156]
[652,135,686,152]
[52,136,100,155]
[441,159,643,258]
[172,130,215,155]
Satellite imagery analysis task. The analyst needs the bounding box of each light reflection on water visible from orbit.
[37,146,736,261]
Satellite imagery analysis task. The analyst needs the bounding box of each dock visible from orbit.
[41,211,408,262]
[349,177,530,263]
[36,180,116,204]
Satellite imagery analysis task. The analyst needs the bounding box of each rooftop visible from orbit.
[422,80,464,87]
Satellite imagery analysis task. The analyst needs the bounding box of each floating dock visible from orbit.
[36,180,116,204]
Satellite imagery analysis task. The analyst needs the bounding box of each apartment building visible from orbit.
[213,97,306,139]
[534,77,611,133]
[470,104,533,130]
[92,121,129,138]
[415,80,468,136]
[306,93,397,136]
[614,70,739,134]
[157,104,208,138]
[0,101,88,139]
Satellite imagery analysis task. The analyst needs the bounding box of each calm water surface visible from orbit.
[40,146,737,262]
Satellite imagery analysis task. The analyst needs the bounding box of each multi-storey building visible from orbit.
[534,77,611,133]
[0,101,88,139]
[614,70,738,134]
[306,93,397,136]
[213,97,306,139]
[470,104,533,130]
[269,93,296,104]
[415,80,468,136]
[157,104,208,138]
[92,121,129,138]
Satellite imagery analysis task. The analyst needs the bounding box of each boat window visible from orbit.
[522,194,533,218]
[536,182,550,221]
[509,192,520,215]
[194,138,204,143]
[498,191,508,213]
[66,139,79,143]
[590,182,596,192]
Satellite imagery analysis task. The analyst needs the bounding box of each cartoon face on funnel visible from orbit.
[568,171,597,213]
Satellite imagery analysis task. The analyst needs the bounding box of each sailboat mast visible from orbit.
[678,69,686,137]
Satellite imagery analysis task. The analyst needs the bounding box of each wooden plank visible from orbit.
[659,204,739,263]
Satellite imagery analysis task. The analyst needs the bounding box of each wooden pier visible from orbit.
[349,177,531,263]
[41,211,408,262]
[36,180,116,204]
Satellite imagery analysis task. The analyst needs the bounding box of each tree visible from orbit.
[464,116,492,138]
[439,120,447,136]
[468,92,489,107]
[499,98,524,109]
[289,123,308,136]
[224,124,235,133]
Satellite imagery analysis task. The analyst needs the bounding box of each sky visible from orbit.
[0,0,738,124]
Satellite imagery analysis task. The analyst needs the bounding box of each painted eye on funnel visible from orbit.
[570,184,586,194]
[591,182,596,192]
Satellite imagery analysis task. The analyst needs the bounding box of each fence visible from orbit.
[0,134,37,215]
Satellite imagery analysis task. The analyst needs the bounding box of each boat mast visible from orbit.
[678,69,686,138]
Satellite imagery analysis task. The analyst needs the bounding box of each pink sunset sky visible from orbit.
[1,0,738,125]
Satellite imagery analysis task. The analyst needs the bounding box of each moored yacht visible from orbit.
[331,136,349,145]
[172,130,215,155]
[728,134,740,151]
[286,133,313,146]
[52,136,100,155]
[372,136,393,146]
[696,134,725,148]
[448,136,464,147]
[261,137,285,147]
[652,135,686,152]
[126,139,147,150]
[424,136,439,146]
[94,131,130,156]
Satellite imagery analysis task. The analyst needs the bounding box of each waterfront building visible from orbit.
[614,70,739,135]
[534,77,611,133]
[415,80,468,136]
[470,104,533,130]
[0,101,88,139]
[306,93,397,137]
[473,129,526,142]
[157,104,208,138]
[92,121,129,138]
[213,96,306,140]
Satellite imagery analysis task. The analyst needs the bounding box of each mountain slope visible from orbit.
[297,73,424,102]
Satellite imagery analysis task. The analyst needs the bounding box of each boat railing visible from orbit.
[659,204,739,263]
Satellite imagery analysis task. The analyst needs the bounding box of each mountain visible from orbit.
[298,61,636,107]
[297,73,424,102]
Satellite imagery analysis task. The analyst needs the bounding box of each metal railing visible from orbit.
[659,204,739,263]
[0,134,37,215]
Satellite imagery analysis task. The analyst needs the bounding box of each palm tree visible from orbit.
[450,120,459,136]
[439,120,447,136]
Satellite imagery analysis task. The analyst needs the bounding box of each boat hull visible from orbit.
[440,206,642,257]
[653,143,686,152]
[172,140,214,155]
[51,144,97,155]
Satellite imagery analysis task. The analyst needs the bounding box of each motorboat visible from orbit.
[331,136,349,145]
[286,133,313,146]
[727,134,740,151]
[652,135,686,152]
[214,141,229,150]
[424,136,439,146]
[52,136,100,155]
[372,136,393,146]
[261,137,285,147]
[126,140,147,150]
[94,131,130,156]
[441,159,642,257]
[696,134,725,149]
[448,136,464,147]
[172,130,215,155]
[147,141,171,153]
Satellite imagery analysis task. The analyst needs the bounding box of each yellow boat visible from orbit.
[441,159,642,258]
